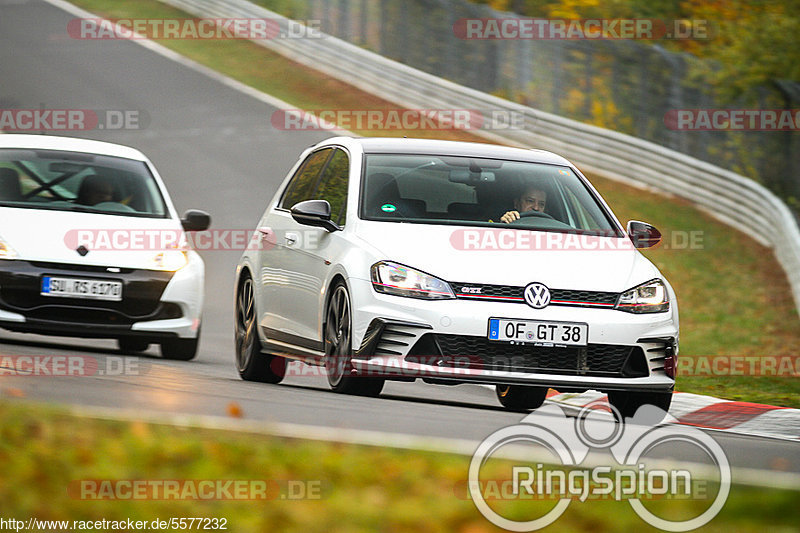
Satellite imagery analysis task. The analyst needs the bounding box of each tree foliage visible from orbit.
[470,0,800,97]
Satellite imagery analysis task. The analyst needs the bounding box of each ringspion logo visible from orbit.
[469,403,730,531]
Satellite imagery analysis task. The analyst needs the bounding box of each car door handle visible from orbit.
[257,227,277,247]
[285,233,298,246]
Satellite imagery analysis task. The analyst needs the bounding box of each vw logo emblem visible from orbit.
[523,282,551,309]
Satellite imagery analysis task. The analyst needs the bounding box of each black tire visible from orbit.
[117,337,149,353]
[496,385,548,411]
[235,274,285,383]
[324,281,384,397]
[160,335,199,361]
[607,390,673,423]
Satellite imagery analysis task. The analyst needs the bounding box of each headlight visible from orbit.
[0,235,19,260]
[616,279,669,313]
[150,250,188,271]
[371,261,454,300]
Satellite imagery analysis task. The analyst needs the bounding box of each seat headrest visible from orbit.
[0,168,22,201]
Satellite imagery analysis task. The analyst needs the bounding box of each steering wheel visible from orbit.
[517,209,553,220]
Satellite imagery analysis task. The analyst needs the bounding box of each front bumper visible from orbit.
[348,278,677,392]
[0,255,203,340]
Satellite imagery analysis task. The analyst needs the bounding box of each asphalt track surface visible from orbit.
[1,0,798,484]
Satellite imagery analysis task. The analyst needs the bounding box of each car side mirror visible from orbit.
[291,200,341,232]
[181,209,211,232]
[627,220,662,249]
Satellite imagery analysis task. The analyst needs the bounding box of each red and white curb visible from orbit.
[546,390,800,441]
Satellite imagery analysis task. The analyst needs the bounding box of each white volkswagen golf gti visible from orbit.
[0,134,209,360]
[235,137,678,416]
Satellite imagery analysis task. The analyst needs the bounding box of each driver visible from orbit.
[499,185,547,223]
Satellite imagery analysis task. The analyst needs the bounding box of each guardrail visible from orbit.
[162,0,800,314]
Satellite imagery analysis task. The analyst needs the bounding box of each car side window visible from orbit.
[314,149,349,225]
[280,148,333,209]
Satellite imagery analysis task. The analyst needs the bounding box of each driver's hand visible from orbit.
[500,210,520,224]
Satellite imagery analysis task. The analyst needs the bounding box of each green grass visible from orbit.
[0,400,798,532]
[65,0,800,407]
[595,178,800,406]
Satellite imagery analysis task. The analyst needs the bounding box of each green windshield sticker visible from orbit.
[381,204,396,212]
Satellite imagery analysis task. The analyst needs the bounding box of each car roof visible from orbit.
[0,134,148,161]
[321,137,573,166]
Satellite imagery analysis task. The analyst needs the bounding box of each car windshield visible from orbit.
[360,154,621,235]
[0,148,168,217]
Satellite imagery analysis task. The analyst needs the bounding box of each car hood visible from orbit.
[0,207,186,269]
[351,221,661,292]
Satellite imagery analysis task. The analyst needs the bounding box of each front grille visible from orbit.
[453,283,522,300]
[408,334,646,377]
[24,306,135,325]
[16,302,182,326]
[450,282,618,308]
[551,289,618,306]
[0,261,174,318]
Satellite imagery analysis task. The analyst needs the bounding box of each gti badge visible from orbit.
[523,282,550,309]
[460,286,482,294]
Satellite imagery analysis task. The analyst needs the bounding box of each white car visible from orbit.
[0,134,209,360]
[235,137,678,416]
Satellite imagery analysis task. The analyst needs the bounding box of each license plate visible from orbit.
[41,276,122,301]
[488,318,588,346]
